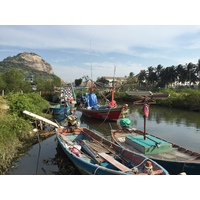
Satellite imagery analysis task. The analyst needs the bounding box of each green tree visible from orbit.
[52,76,62,87]
[137,70,147,87]
[129,72,134,77]
[0,73,6,91]
[176,64,187,84]
[75,78,82,87]
[96,77,109,87]
[2,69,30,93]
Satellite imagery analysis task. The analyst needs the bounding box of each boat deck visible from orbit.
[115,132,199,162]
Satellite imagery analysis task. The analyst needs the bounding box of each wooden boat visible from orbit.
[49,85,77,115]
[56,126,169,175]
[81,106,125,121]
[22,110,168,175]
[115,90,199,174]
[111,128,200,175]
[49,103,73,115]
[80,87,128,122]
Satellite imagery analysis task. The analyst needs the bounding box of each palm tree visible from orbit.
[137,70,147,87]
[147,66,157,86]
[176,64,187,84]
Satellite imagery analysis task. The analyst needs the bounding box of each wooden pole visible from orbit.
[144,116,146,140]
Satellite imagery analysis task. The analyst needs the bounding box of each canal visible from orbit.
[7,104,200,175]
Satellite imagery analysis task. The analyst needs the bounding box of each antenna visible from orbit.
[90,38,93,86]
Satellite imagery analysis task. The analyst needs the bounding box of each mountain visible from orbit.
[0,52,58,80]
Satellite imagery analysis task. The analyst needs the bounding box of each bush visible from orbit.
[5,92,50,116]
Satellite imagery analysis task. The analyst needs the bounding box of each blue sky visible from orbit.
[1,25,200,82]
[1,2,200,83]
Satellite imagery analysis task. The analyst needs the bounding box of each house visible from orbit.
[103,76,127,86]
[25,74,37,90]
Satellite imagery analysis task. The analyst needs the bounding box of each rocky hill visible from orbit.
[1,52,54,74]
[0,52,60,82]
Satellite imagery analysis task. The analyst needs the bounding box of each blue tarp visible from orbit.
[87,92,98,108]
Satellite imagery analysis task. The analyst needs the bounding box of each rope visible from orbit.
[93,166,104,174]
[97,106,113,127]
[132,157,148,169]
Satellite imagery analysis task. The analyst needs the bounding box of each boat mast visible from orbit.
[111,66,116,107]
[90,38,93,87]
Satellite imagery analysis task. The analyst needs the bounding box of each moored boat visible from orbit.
[56,126,169,175]
[49,85,77,115]
[113,90,198,174]
[111,127,200,175]
[49,103,73,115]
[22,110,169,175]
[81,106,125,121]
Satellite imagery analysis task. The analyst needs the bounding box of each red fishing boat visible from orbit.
[80,68,129,121]
[81,106,125,121]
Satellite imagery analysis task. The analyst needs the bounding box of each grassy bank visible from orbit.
[0,93,52,174]
[112,88,200,112]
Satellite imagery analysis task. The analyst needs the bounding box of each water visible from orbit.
[128,105,200,154]
[7,104,200,174]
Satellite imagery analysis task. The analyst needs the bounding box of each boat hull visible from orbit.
[56,127,169,175]
[152,159,200,175]
[49,106,71,115]
[56,132,130,175]
[111,129,200,175]
[81,107,123,121]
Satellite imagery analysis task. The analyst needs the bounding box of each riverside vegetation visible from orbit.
[0,88,200,174]
[0,93,51,174]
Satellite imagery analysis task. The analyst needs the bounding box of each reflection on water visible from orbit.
[7,103,200,175]
[79,104,200,154]
[126,104,200,154]
[8,135,80,175]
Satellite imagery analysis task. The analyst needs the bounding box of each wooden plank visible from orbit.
[98,152,130,172]
[23,110,63,128]
[83,140,110,154]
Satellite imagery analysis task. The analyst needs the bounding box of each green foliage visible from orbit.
[0,60,62,95]
[0,93,52,174]
[2,69,25,93]
[96,77,109,85]
[75,78,82,87]
[0,73,6,90]
[51,76,62,87]
[0,60,58,81]
[5,92,50,116]
[156,88,200,111]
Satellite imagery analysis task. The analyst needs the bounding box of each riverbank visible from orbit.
[113,88,200,112]
[0,93,52,174]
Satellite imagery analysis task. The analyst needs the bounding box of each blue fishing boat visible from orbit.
[56,126,169,175]
[22,110,169,175]
[49,85,77,115]
[49,103,72,115]
[115,90,200,175]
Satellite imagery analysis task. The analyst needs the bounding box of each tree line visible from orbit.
[0,69,62,97]
[134,60,200,89]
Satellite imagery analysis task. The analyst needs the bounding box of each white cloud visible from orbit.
[1,25,200,81]
[1,25,200,53]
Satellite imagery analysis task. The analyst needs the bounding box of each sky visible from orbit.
[2,25,200,83]
[1,1,200,83]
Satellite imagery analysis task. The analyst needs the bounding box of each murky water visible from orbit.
[7,104,200,175]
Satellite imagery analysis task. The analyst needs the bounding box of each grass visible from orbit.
[0,94,52,174]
